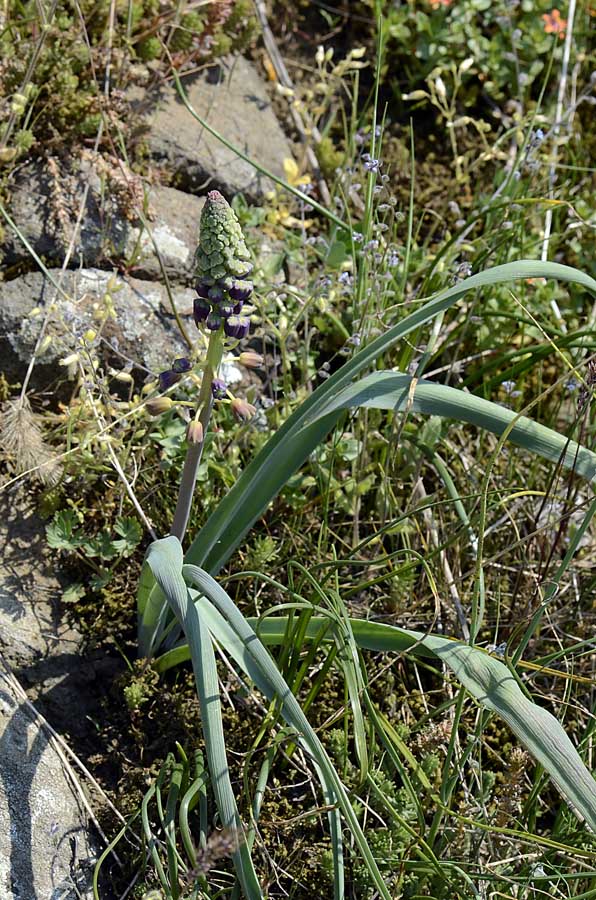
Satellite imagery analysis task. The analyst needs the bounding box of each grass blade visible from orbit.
[183,564,403,900]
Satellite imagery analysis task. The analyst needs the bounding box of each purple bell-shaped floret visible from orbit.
[193,298,210,325]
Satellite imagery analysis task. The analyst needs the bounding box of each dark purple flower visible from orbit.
[206,313,222,331]
[196,281,211,300]
[172,357,192,373]
[224,316,250,340]
[158,369,181,391]
[233,301,244,315]
[193,298,210,325]
[208,285,224,302]
[218,301,235,318]
[212,378,228,399]
[229,280,253,302]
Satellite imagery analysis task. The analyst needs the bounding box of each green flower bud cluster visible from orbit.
[195,190,252,284]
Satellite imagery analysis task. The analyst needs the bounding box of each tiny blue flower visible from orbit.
[364,239,379,252]
[362,152,381,173]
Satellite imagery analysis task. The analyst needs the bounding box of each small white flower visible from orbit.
[435,76,447,102]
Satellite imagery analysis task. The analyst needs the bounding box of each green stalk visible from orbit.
[170,331,223,543]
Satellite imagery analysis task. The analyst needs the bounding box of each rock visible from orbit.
[0,491,95,898]
[131,56,293,200]
[0,670,95,899]
[1,158,204,282]
[0,267,194,389]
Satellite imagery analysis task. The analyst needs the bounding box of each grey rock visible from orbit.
[131,56,293,200]
[0,672,94,899]
[0,268,194,388]
[0,491,94,898]
[2,159,204,282]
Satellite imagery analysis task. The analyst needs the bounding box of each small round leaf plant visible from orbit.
[149,190,263,542]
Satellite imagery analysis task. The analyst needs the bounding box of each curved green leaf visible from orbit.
[157,612,596,832]
[145,538,262,899]
[138,261,596,656]
[185,261,596,575]
[307,371,596,481]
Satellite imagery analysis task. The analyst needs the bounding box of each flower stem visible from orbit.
[170,331,223,543]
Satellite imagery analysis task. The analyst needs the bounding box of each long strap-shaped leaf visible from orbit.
[159,607,596,834]
[183,563,398,900]
[306,371,596,481]
[185,261,596,575]
[145,538,263,899]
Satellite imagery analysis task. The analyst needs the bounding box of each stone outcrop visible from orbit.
[2,159,204,283]
[0,268,193,388]
[130,56,293,200]
[0,491,95,899]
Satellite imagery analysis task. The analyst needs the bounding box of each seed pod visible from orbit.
[231,397,256,421]
[238,351,264,369]
[146,396,174,416]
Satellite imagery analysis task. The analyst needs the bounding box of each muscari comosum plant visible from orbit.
[129,190,596,899]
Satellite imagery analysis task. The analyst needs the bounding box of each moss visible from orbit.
[169,10,205,52]
[0,0,257,159]
[122,660,160,711]
[136,36,161,61]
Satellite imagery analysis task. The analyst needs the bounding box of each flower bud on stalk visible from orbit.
[170,191,257,543]
[187,420,204,444]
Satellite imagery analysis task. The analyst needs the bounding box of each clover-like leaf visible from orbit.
[46,509,83,552]
[113,517,143,557]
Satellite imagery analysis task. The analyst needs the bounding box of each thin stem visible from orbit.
[170,332,223,543]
